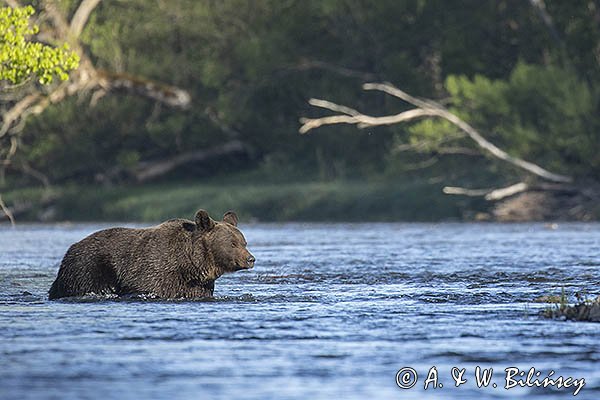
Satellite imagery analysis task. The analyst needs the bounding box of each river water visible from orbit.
[1,223,599,399]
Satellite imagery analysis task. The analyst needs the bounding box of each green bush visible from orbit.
[0,6,79,85]
[409,63,599,178]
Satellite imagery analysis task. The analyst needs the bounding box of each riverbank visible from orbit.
[3,178,485,223]
[4,176,599,223]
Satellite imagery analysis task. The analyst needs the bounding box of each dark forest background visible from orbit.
[2,0,600,222]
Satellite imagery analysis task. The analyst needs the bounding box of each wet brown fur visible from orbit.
[48,210,254,299]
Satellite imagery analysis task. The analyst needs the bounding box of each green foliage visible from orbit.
[0,6,79,85]
[409,63,599,177]
[8,0,600,199]
[24,95,159,182]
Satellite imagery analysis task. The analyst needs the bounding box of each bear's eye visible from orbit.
[231,243,236,248]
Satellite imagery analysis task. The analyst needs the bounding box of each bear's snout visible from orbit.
[245,254,256,269]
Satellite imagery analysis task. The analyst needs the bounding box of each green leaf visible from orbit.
[0,6,79,86]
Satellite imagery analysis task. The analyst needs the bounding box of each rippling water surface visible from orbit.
[1,223,599,399]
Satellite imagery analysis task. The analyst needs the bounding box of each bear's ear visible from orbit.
[223,211,238,227]
[195,209,215,232]
[182,221,196,232]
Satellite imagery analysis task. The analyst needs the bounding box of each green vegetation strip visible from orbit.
[4,180,482,222]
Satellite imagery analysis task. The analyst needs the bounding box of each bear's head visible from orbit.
[190,209,255,273]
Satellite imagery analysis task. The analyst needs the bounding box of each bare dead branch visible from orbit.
[443,182,530,201]
[0,77,35,97]
[363,82,437,110]
[204,107,241,138]
[132,140,246,182]
[484,182,530,201]
[308,98,361,117]
[2,1,190,141]
[442,186,491,197]
[0,194,15,226]
[69,0,102,38]
[528,0,563,46]
[89,88,107,107]
[300,115,364,133]
[97,70,191,108]
[300,107,434,133]
[443,181,579,202]
[301,82,573,184]
[7,135,17,158]
[1,94,41,138]
[1,0,195,223]
[369,83,572,183]
[2,69,190,149]
[2,0,21,8]
[41,0,73,42]
[20,161,51,188]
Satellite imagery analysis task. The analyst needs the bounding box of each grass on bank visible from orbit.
[3,178,485,222]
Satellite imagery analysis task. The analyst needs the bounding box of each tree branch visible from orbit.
[443,183,530,201]
[131,140,247,182]
[1,93,41,138]
[443,181,579,202]
[20,161,51,188]
[1,0,193,223]
[484,182,529,201]
[69,0,102,38]
[300,105,435,133]
[363,83,572,183]
[528,0,563,47]
[97,70,191,108]
[442,186,491,197]
[308,98,362,117]
[300,82,573,184]
[2,0,21,8]
[0,194,15,226]
[41,0,73,42]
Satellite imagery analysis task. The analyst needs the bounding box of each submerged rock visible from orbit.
[543,298,600,322]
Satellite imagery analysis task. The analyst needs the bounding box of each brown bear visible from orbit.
[48,210,255,300]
